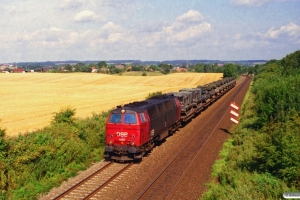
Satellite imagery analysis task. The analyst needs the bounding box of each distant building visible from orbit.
[91,66,98,73]
[177,67,188,72]
[13,68,25,73]
[114,64,125,69]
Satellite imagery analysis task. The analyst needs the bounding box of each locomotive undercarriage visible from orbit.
[104,144,146,161]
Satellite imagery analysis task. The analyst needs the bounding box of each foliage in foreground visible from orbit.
[145,91,163,99]
[0,108,109,200]
[203,50,300,199]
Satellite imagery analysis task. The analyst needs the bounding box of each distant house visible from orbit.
[99,67,110,73]
[114,64,125,69]
[0,64,11,72]
[14,68,25,73]
[91,66,98,73]
[177,66,188,72]
[2,68,10,73]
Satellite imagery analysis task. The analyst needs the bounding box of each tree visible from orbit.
[159,63,172,74]
[195,63,204,73]
[149,64,160,71]
[203,64,212,73]
[132,65,143,71]
[98,61,107,68]
[74,62,85,72]
[212,63,218,72]
[0,125,8,160]
[64,64,72,72]
[223,63,238,78]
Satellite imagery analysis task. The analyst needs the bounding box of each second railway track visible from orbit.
[136,76,250,200]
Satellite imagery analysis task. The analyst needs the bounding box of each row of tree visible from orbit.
[44,60,254,76]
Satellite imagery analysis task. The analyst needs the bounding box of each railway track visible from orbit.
[52,162,133,200]
[42,76,251,200]
[136,76,251,200]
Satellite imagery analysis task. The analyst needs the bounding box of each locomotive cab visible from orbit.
[105,107,150,161]
[104,94,181,162]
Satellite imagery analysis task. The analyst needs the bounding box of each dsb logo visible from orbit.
[116,132,128,137]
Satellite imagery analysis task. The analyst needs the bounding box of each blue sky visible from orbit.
[0,0,299,62]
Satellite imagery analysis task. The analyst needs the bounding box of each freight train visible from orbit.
[104,77,236,161]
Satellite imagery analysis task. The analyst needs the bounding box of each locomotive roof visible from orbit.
[112,94,177,113]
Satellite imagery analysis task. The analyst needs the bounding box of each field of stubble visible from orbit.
[0,72,222,136]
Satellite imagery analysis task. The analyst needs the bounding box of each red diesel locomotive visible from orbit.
[104,77,236,161]
[104,94,181,161]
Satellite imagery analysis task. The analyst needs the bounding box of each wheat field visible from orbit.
[0,72,222,136]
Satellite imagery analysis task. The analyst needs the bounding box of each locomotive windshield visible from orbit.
[124,113,137,124]
[109,113,137,124]
[109,114,121,123]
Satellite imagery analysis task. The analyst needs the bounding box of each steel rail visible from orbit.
[166,76,250,199]
[136,77,245,200]
[52,162,113,200]
[83,163,133,199]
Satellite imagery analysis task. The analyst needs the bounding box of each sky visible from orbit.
[0,0,299,63]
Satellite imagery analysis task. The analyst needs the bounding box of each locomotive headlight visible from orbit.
[131,142,135,146]
[109,141,113,145]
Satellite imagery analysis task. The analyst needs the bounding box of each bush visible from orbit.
[0,125,8,160]
[52,107,76,124]
[142,72,147,76]
[145,91,163,99]
[203,50,300,200]
[0,109,109,199]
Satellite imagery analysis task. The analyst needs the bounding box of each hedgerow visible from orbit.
[203,50,300,199]
[0,108,109,199]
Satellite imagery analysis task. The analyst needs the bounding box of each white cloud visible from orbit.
[74,10,98,22]
[155,10,211,46]
[175,10,204,23]
[10,27,80,48]
[98,22,123,42]
[265,23,300,39]
[167,23,211,44]
[224,22,300,51]
[3,5,17,13]
[229,0,271,7]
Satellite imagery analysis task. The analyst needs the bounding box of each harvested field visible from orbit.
[0,72,222,136]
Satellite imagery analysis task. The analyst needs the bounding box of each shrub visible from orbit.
[0,125,8,160]
[0,109,109,199]
[145,91,163,99]
[52,107,76,124]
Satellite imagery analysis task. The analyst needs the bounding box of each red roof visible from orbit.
[14,68,25,73]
